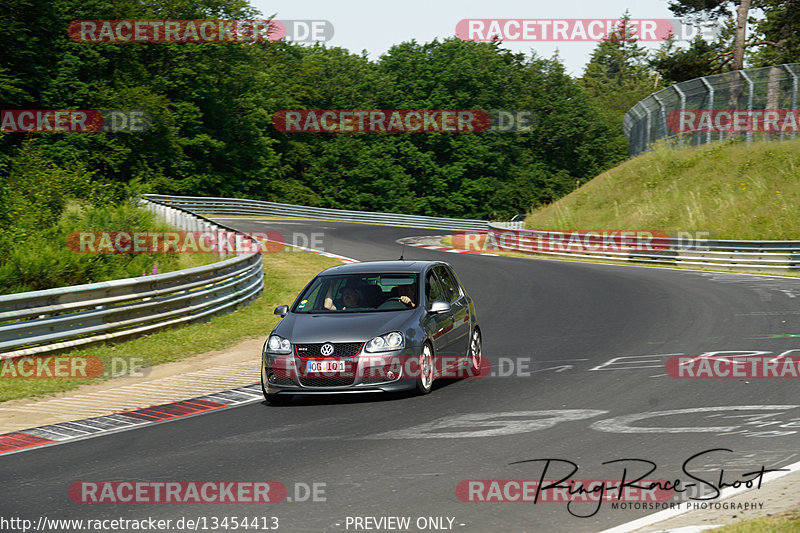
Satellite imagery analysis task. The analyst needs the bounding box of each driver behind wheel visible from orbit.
[396,283,416,307]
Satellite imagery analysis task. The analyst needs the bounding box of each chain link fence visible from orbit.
[624,63,800,157]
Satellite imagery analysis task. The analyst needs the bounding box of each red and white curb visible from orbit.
[0,384,264,456]
[396,235,498,256]
[309,249,359,263]
[262,237,359,263]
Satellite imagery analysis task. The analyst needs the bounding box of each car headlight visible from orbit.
[365,331,404,353]
[266,335,292,354]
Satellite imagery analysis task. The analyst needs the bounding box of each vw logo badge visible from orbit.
[320,343,334,356]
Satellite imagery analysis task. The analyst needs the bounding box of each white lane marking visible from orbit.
[591,406,800,434]
[590,354,683,371]
[368,406,800,440]
[366,410,608,439]
[531,365,574,373]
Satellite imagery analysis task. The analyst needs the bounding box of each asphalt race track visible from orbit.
[4,219,800,532]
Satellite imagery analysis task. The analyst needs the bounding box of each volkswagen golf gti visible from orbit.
[261,260,482,404]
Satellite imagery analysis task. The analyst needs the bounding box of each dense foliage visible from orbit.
[2,0,798,292]
[651,0,800,82]
[1,0,628,223]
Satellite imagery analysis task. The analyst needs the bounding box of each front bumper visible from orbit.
[262,346,421,395]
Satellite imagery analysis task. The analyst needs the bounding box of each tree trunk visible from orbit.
[766,66,782,110]
[731,0,751,71]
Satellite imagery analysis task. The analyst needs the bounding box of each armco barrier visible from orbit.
[0,199,263,360]
[485,224,800,273]
[143,194,489,231]
[3,193,797,360]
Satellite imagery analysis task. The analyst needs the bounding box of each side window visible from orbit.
[425,270,444,307]
[303,282,323,310]
[435,266,460,303]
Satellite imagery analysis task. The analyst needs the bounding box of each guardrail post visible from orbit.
[699,76,714,144]
[673,85,686,148]
[636,105,647,154]
[652,94,667,142]
[740,70,754,143]
[786,64,798,140]
[630,104,642,154]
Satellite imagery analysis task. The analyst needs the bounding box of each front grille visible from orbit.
[295,342,363,359]
[299,375,357,387]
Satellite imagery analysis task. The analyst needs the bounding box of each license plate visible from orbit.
[306,360,347,373]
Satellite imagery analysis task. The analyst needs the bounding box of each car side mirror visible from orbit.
[274,305,289,317]
[428,301,451,314]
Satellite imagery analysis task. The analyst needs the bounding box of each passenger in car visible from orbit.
[324,284,365,310]
[341,286,363,309]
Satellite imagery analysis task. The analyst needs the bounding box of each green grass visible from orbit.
[0,249,342,403]
[0,201,221,294]
[708,510,800,532]
[525,139,800,240]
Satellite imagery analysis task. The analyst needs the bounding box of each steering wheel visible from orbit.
[387,296,414,306]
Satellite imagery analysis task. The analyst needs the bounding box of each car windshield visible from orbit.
[293,273,419,313]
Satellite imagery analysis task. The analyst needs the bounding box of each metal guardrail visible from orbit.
[490,221,525,230]
[3,191,796,360]
[143,194,489,231]
[144,196,800,272]
[0,199,263,360]
[624,63,800,157]
[486,225,800,273]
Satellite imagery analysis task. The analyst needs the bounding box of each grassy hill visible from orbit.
[525,139,800,240]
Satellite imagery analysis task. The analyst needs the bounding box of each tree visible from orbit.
[667,0,752,70]
[750,0,800,66]
[650,25,737,83]
[580,13,661,161]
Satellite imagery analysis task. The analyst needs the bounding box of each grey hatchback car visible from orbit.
[261,260,483,404]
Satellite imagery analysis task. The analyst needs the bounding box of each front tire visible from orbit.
[467,328,483,376]
[415,343,434,395]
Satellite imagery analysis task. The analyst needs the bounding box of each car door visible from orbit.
[423,268,454,361]
[435,265,470,358]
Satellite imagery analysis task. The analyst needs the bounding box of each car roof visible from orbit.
[319,260,448,275]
